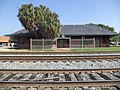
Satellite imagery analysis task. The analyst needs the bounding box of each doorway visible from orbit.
[57,39,69,48]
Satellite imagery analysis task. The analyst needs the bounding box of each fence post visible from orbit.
[82,37,84,50]
[56,38,57,48]
[30,38,32,50]
[69,37,71,51]
[42,38,44,51]
[93,37,95,49]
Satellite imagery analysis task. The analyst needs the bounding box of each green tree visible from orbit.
[97,24,115,32]
[18,4,60,39]
[97,24,120,46]
[110,32,120,46]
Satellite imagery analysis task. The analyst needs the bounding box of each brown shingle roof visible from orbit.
[0,36,10,42]
[61,24,117,36]
[6,24,118,37]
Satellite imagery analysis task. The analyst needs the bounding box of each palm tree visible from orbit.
[18,4,38,38]
[18,4,60,39]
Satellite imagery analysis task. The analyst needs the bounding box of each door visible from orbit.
[57,39,69,48]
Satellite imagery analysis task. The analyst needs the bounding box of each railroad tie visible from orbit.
[59,74,66,81]
[87,73,97,80]
[74,73,83,81]
[19,86,26,90]
[103,72,119,80]
[111,71,120,79]
[97,73,111,80]
[69,73,78,81]
[33,73,44,81]
[2,74,16,81]
[29,74,37,80]
[9,74,23,81]
[16,74,26,80]
[101,87,111,90]
[26,87,38,90]
[11,87,20,90]
[0,73,4,79]
[64,74,71,81]
[80,72,92,81]
[91,72,105,80]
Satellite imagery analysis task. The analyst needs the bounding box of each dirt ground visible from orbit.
[0,47,29,52]
[0,47,71,52]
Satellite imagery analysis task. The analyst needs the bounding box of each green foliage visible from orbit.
[97,24,115,32]
[110,32,120,42]
[18,4,60,39]
[97,24,119,44]
[9,37,19,43]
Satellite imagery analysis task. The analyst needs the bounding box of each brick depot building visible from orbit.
[7,24,117,49]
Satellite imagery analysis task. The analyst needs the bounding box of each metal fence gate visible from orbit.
[70,38,95,48]
[31,39,56,50]
[30,38,95,51]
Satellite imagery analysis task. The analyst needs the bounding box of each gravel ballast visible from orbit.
[0,60,120,69]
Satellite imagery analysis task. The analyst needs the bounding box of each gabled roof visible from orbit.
[6,24,117,37]
[61,24,117,36]
[6,29,32,37]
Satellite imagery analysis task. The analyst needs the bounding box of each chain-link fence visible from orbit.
[70,38,95,49]
[71,39,82,48]
[31,39,56,51]
[30,38,95,51]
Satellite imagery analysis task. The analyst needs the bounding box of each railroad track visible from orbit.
[0,52,120,90]
[0,55,120,60]
[0,52,120,61]
[0,51,120,54]
[0,69,120,89]
[0,68,120,73]
[0,86,120,90]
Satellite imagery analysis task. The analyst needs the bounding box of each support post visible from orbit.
[56,38,57,48]
[82,37,84,50]
[42,38,44,51]
[69,37,71,51]
[93,37,95,49]
[30,38,32,50]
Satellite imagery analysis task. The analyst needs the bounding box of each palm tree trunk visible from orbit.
[34,30,38,39]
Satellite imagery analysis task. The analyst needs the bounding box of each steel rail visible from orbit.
[0,51,120,54]
[0,56,120,61]
[0,80,120,87]
[0,54,120,56]
[0,68,119,74]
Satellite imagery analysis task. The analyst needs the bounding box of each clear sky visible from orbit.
[0,0,120,36]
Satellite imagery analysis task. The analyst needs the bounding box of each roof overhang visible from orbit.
[63,34,118,37]
[5,34,32,37]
